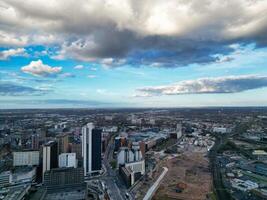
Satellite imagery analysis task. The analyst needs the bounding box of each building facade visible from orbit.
[58,153,77,168]
[43,167,84,190]
[57,133,69,154]
[82,123,102,176]
[0,171,12,187]
[42,141,58,179]
[13,151,40,166]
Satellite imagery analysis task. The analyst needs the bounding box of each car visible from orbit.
[125,192,130,199]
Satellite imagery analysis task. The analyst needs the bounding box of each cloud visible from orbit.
[60,72,75,78]
[96,88,118,96]
[136,75,267,96]
[1,0,267,66]
[0,81,49,96]
[21,59,62,77]
[0,99,118,108]
[74,64,84,69]
[0,48,27,60]
[39,99,112,106]
[90,67,97,71]
[87,75,96,78]
[101,58,126,68]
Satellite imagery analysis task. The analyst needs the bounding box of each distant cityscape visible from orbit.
[1,0,267,199]
[0,108,266,200]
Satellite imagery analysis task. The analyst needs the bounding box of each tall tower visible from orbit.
[176,123,182,139]
[82,123,102,176]
[42,141,58,180]
[31,134,40,150]
[57,133,69,154]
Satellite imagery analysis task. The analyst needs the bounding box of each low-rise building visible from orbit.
[120,160,145,187]
[58,153,77,168]
[0,171,12,187]
[43,167,84,191]
[13,151,40,166]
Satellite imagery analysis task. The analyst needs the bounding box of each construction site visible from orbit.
[153,146,212,200]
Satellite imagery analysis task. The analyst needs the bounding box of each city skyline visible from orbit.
[1,0,267,108]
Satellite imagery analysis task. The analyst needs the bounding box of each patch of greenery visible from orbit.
[217,141,238,153]
[109,160,116,169]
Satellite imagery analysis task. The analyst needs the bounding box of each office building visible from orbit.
[12,167,36,184]
[120,160,145,187]
[57,133,69,154]
[59,153,77,168]
[71,142,82,160]
[177,123,182,139]
[31,134,40,150]
[82,123,102,176]
[13,151,40,166]
[114,136,128,152]
[117,145,143,166]
[42,141,58,179]
[0,171,12,187]
[43,167,84,190]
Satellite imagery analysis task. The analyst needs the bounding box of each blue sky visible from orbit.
[0,0,267,108]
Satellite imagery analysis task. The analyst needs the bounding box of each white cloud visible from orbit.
[96,88,118,96]
[136,75,267,96]
[90,67,97,71]
[101,58,114,66]
[60,73,75,78]
[87,75,96,78]
[74,65,84,69]
[21,59,62,77]
[101,58,127,68]
[0,48,27,60]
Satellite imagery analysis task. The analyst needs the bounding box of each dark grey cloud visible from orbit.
[135,75,267,96]
[54,30,235,67]
[1,0,267,67]
[0,82,49,96]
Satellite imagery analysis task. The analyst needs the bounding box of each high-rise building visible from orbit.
[71,142,82,162]
[42,141,58,179]
[58,153,77,168]
[82,123,102,176]
[31,134,40,150]
[57,133,69,154]
[177,123,182,139]
[13,151,39,166]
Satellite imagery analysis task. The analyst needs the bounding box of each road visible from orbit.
[101,134,132,200]
[143,167,168,200]
[209,135,232,200]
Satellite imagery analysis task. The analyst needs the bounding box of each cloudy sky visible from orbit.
[0,0,267,108]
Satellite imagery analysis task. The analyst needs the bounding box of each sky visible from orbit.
[0,0,267,108]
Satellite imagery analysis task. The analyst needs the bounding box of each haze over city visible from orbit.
[0,0,267,108]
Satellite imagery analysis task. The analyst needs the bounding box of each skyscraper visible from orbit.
[82,123,102,176]
[42,141,58,180]
[57,133,69,154]
[177,123,182,139]
[31,134,40,150]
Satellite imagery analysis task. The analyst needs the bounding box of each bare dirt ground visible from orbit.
[153,147,212,200]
